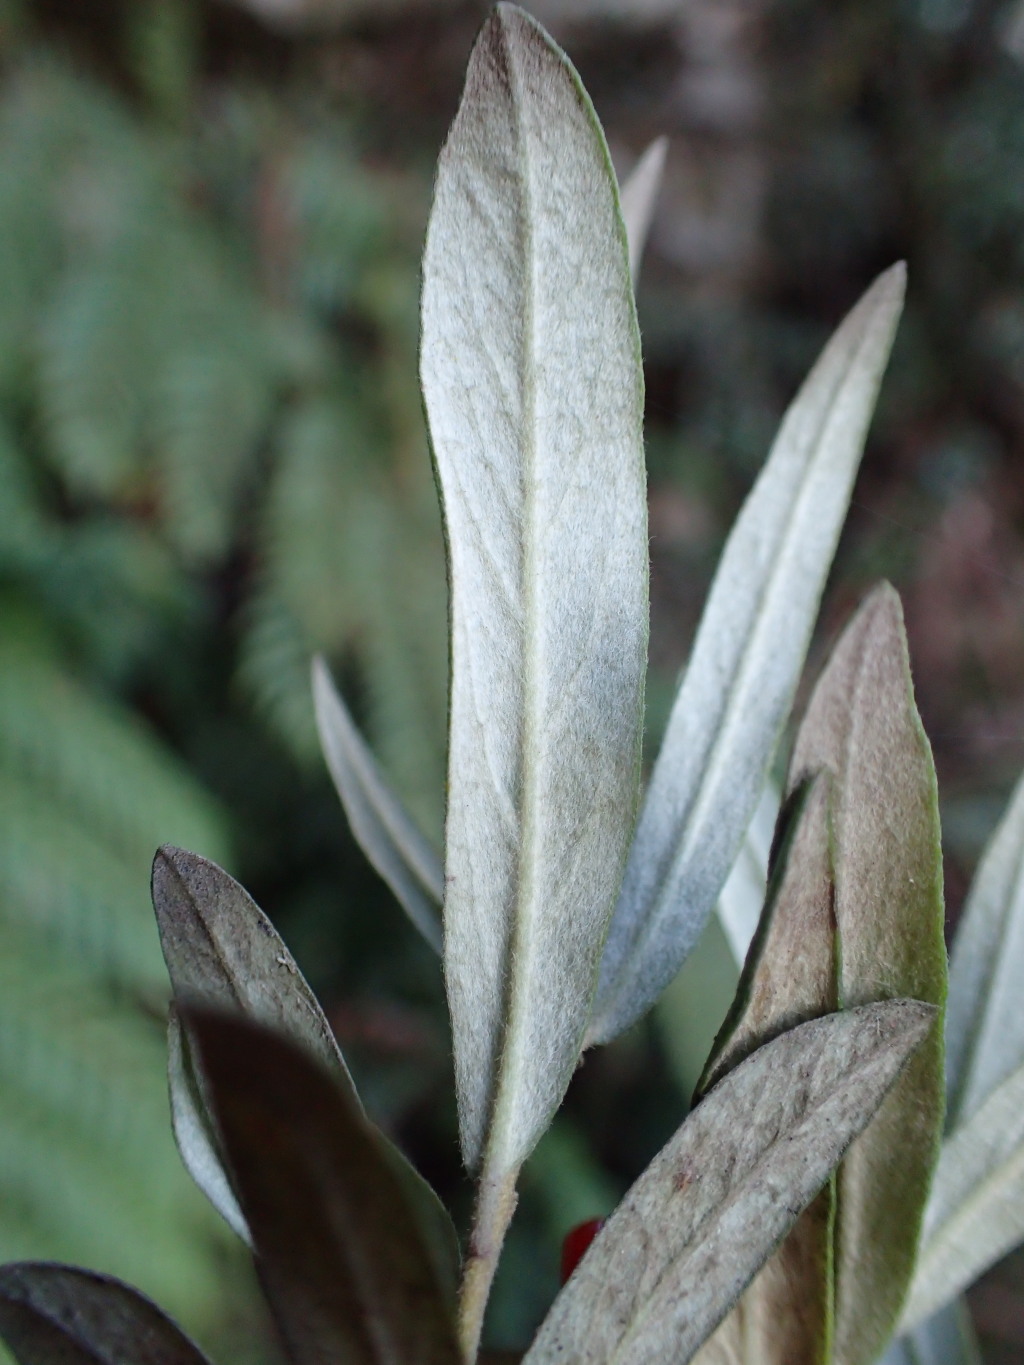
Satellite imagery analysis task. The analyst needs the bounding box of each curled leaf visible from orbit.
[421,2,648,1173]
[185,1008,461,1365]
[524,1000,934,1365]
[0,1262,212,1365]
[590,264,906,1046]
[312,656,443,953]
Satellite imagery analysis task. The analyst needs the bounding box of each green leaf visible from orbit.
[787,584,946,1365]
[883,1302,982,1365]
[619,136,667,282]
[153,847,460,1299]
[420,3,647,1173]
[900,1059,1024,1331]
[523,1001,934,1365]
[0,1263,212,1365]
[944,768,1024,1130]
[312,655,443,953]
[184,1008,462,1365]
[589,265,906,1046]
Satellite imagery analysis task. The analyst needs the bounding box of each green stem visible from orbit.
[457,1165,519,1364]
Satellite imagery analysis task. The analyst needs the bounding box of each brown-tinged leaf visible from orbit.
[153,847,460,1298]
[184,1008,462,1365]
[523,1000,934,1365]
[690,777,837,1365]
[787,583,946,1365]
[0,1263,213,1365]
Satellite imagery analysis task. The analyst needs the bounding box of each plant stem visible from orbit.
[457,1164,519,1363]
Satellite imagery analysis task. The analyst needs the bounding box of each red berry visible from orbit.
[560,1217,605,1284]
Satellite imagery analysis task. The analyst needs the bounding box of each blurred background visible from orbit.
[1,0,1023,1359]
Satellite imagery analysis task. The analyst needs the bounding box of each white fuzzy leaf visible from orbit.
[524,1000,934,1365]
[882,1302,981,1365]
[620,136,667,282]
[312,656,443,953]
[901,1059,1024,1331]
[167,1008,250,1244]
[589,264,905,1045]
[421,4,647,1171]
[715,779,778,967]
[945,769,1024,1129]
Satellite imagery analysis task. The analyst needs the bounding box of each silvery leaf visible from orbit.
[421,3,648,1172]
[619,136,667,282]
[715,779,778,968]
[945,768,1024,1129]
[312,656,443,953]
[901,1058,1024,1331]
[167,1006,250,1244]
[883,1302,981,1365]
[589,264,905,1045]
[524,1000,934,1365]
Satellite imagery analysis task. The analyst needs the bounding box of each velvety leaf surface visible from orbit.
[420,2,647,1173]
[944,768,1024,1129]
[523,1001,934,1365]
[787,584,946,1365]
[589,265,905,1046]
[619,136,667,282]
[185,1008,462,1365]
[152,845,352,1083]
[901,1059,1024,1330]
[312,656,443,953]
[690,778,836,1365]
[153,846,459,1297]
[0,1263,212,1365]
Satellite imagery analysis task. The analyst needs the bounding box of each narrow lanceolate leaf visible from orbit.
[884,1302,982,1365]
[185,1009,462,1365]
[167,1006,249,1243]
[619,136,667,282]
[589,264,906,1047]
[523,1001,935,1365]
[787,584,946,1365]
[420,4,647,1172]
[0,1263,213,1365]
[944,768,1024,1129]
[715,780,778,968]
[691,778,837,1365]
[153,847,459,1295]
[901,1059,1024,1331]
[312,656,443,954]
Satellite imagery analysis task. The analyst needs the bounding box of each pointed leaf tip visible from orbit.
[423,0,647,1171]
[590,264,906,1047]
